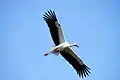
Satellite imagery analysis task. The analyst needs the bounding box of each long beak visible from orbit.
[75,45,79,48]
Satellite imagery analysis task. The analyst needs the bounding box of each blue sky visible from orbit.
[1,0,120,80]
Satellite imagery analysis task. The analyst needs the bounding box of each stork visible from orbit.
[43,10,91,78]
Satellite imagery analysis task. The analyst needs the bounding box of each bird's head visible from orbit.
[71,42,79,48]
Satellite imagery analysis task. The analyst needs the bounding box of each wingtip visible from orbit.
[43,9,57,22]
[77,64,91,78]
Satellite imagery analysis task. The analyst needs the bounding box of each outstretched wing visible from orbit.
[60,47,91,78]
[43,10,65,45]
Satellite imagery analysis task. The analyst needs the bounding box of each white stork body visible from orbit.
[44,41,79,56]
[43,10,91,78]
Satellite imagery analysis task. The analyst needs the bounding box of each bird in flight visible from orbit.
[43,10,91,78]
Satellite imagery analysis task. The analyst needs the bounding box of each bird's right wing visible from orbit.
[43,10,65,45]
[60,47,91,78]
[56,22,65,44]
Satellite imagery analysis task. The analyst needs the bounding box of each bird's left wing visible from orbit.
[43,10,65,45]
[60,47,91,78]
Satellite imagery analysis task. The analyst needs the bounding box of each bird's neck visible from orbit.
[68,44,74,47]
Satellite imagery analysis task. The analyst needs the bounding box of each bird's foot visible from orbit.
[44,53,49,56]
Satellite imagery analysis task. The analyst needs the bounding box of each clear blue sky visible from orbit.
[1,0,120,80]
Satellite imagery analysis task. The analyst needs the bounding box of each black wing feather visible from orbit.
[60,49,91,78]
[43,10,60,45]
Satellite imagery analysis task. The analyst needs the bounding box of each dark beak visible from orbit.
[75,45,79,48]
